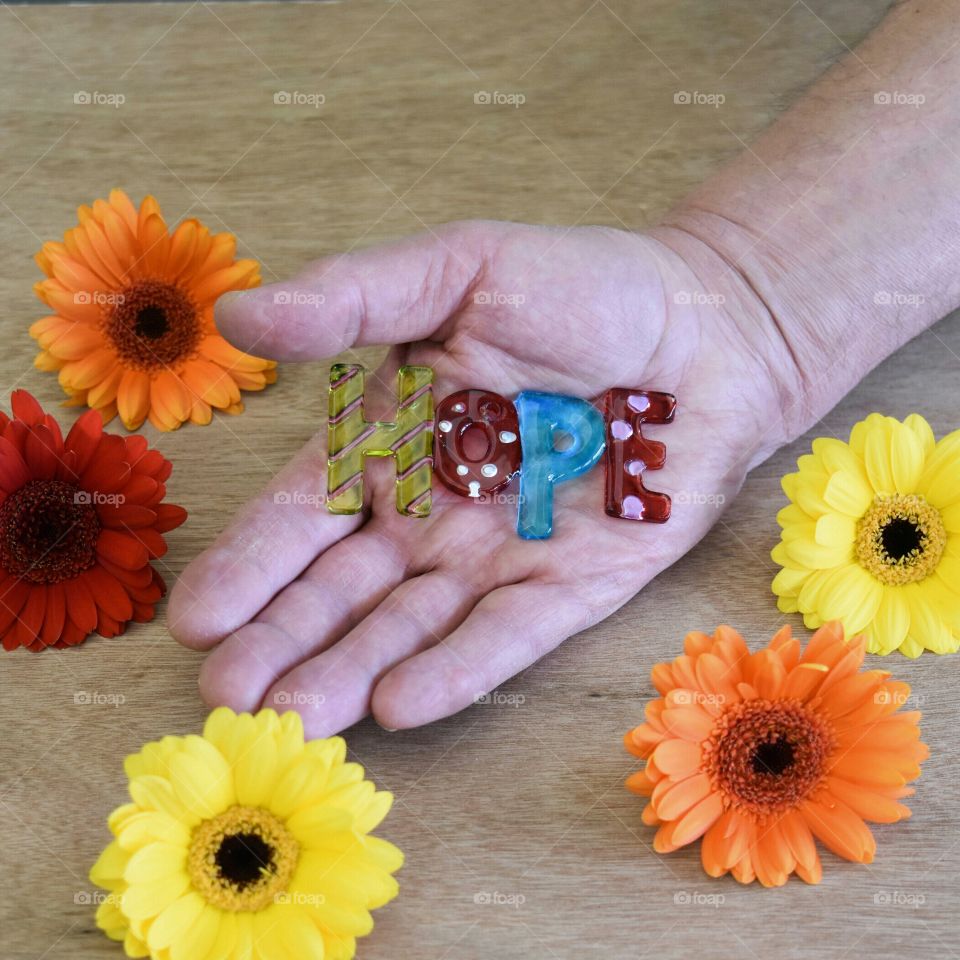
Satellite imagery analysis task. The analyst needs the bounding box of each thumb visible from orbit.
[214,221,490,361]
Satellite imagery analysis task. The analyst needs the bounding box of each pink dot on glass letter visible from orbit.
[611,419,633,440]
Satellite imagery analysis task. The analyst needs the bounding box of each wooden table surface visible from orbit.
[2,1,958,958]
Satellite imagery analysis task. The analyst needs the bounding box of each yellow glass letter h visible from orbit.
[326,364,434,516]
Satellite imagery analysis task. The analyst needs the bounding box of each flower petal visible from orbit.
[146,892,206,952]
[117,370,151,430]
[823,469,873,518]
[661,707,714,742]
[670,791,724,847]
[868,588,911,655]
[655,772,711,821]
[652,739,702,778]
[889,420,924,494]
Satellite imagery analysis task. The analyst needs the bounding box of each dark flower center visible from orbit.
[215,832,275,890]
[705,699,833,817]
[0,479,99,584]
[105,280,201,369]
[187,805,299,912]
[134,305,169,340]
[880,518,922,561]
[751,736,795,776]
[856,494,945,586]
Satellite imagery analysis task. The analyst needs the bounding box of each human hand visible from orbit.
[169,220,800,735]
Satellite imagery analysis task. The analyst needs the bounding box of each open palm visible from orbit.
[169,220,795,736]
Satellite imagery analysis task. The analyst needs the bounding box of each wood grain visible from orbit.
[1,1,957,958]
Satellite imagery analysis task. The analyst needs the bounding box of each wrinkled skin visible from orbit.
[169,220,799,736]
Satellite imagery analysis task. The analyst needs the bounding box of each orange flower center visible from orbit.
[0,479,100,584]
[104,279,201,370]
[704,698,833,818]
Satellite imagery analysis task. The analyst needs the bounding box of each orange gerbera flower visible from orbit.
[0,390,187,650]
[624,623,927,886]
[30,189,276,430]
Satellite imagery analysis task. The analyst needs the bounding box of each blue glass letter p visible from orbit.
[515,392,606,539]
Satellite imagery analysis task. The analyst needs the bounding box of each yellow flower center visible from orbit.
[104,279,201,370]
[703,699,834,819]
[855,494,946,586]
[187,805,299,912]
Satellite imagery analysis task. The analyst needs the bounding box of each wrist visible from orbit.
[643,217,809,467]
[650,203,937,449]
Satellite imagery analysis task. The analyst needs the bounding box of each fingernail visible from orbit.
[215,289,250,312]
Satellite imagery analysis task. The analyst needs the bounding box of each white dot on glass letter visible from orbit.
[499,431,517,443]
[480,463,498,478]
[439,420,452,433]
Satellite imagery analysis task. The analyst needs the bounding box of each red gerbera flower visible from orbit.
[0,390,187,650]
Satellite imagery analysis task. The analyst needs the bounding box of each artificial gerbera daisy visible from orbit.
[31,189,276,430]
[0,390,186,651]
[90,707,403,960]
[772,413,960,656]
[624,623,927,886]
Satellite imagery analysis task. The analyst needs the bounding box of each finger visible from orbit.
[168,435,362,650]
[262,570,481,738]
[215,222,494,361]
[196,523,412,711]
[371,582,594,730]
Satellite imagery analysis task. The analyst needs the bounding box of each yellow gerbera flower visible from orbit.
[90,707,402,960]
[772,413,960,657]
